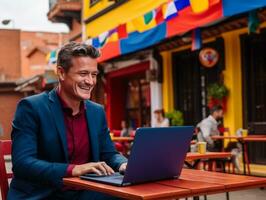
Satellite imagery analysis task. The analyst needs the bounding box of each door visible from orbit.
[241,30,266,164]
[172,38,224,126]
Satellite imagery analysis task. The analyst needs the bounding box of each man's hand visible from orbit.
[119,163,127,173]
[72,162,115,177]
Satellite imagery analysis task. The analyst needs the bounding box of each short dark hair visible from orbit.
[210,105,223,114]
[154,109,165,117]
[57,41,101,72]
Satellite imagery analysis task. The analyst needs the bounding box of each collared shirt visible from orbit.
[197,115,220,145]
[57,90,90,177]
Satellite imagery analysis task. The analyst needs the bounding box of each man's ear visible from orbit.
[57,66,65,81]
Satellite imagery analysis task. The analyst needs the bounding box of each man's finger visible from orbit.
[90,167,102,175]
[101,162,115,175]
[95,163,108,175]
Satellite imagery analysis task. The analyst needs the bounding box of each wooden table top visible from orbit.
[111,137,134,142]
[186,152,232,161]
[211,135,266,141]
[63,169,266,200]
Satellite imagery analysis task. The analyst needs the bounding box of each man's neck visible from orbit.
[58,86,81,115]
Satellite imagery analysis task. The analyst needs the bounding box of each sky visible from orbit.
[0,0,69,33]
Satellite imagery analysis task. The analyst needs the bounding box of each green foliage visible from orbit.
[207,83,229,100]
[165,110,184,126]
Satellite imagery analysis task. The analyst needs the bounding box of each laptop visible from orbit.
[80,126,193,186]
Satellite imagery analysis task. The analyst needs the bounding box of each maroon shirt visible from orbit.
[57,91,90,176]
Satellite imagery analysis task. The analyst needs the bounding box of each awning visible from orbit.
[84,0,266,62]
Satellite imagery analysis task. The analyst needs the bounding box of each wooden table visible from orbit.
[211,135,266,175]
[63,169,266,200]
[112,137,134,156]
[111,137,134,142]
[185,152,232,169]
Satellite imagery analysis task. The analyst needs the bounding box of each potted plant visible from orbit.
[207,83,229,111]
[165,110,184,126]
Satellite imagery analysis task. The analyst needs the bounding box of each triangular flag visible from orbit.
[191,28,202,51]
[144,10,155,25]
[165,1,178,21]
[174,0,190,11]
[99,31,109,47]
[132,15,156,32]
[155,6,164,24]
[117,24,128,39]
[248,10,260,34]
[190,0,209,13]
[92,38,100,48]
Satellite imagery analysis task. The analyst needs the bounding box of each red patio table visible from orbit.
[211,135,266,175]
[63,169,266,200]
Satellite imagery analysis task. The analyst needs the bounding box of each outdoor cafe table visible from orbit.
[185,152,232,169]
[111,137,134,142]
[63,169,266,200]
[211,135,266,175]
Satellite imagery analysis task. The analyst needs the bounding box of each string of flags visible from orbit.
[46,0,265,63]
[85,0,210,49]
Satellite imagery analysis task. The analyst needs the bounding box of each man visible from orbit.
[197,105,224,152]
[153,109,169,128]
[8,42,127,200]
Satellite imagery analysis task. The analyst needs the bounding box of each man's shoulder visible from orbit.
[22,91,49,104]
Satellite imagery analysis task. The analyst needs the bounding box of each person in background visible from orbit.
[153,109,170,127]
[120,120,132,137]
[196,105,223,152]
[197,105,240,171]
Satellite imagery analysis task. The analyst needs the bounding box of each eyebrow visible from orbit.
[78,70,99,73]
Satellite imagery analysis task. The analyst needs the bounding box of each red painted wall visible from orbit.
[106,61,150,130]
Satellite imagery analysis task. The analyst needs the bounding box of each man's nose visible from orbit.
[84,74,94,84]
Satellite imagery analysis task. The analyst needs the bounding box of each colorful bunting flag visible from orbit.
[92,38,100,48]
[117,24,128,39]
[174,0,190,11]
[191,28,202,51]
[248,9,260,34]
[144,10,156,25]
[99,31,109,47]
[164,1,178,20]
[155,6,164,24]
[190,0,209,13]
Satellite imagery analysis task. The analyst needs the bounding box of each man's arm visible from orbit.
[98,107,127,171]
[11,99,68,188]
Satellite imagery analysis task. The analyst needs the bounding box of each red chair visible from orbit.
[0,140,12,200]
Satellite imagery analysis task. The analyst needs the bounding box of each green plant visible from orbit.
[165,110,184,126]
[207,83,229,100]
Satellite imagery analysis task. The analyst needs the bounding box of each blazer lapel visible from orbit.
[85,101,99,162]
[48,89,69,162]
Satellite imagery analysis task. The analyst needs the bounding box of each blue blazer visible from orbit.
[8,89,127,199]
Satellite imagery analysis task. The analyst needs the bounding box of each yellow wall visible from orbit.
[161,51,174,112]
[160,23,266,136]
[83,0,168,38]
[161,34,243,133]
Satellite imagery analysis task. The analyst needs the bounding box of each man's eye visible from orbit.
[79,73,87,77]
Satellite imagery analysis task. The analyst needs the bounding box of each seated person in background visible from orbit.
[197,105,241,171]
[8,42,127,200]
[197,105,223,152]
[153,109,170,127]
[120,120,132,137]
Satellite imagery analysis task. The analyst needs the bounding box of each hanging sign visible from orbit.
[199,47,219,68]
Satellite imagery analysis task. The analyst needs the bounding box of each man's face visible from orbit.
[59,56,98,101]
[214,110,224,121]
